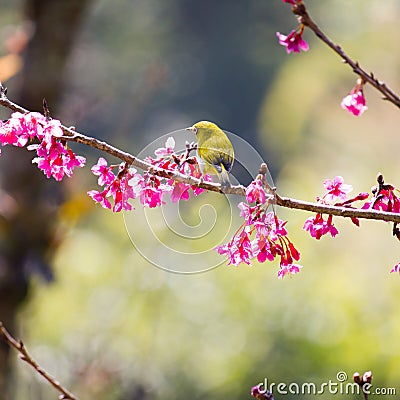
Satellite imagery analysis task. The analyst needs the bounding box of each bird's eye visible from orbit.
[186,126,198,134]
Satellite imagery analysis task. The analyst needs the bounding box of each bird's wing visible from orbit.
[198,137,234,173]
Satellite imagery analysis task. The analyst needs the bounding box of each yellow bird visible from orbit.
[186,121,234,188]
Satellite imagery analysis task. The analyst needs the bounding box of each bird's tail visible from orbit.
[219,164,231,189]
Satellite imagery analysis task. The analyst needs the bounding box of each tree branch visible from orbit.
[1,84,400,224]
[0,86,246,197]
[276,194,400,223]
[292,2,400,108]
[0,321,78,400]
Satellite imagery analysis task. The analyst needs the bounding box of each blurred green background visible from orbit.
[1,0,400,399]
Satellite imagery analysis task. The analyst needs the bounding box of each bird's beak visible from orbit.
[186,126,197,134]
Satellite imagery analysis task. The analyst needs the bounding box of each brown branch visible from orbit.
[1,84,400,224]
[0,321,78,400]
[292,2,400,108]
[0,87,246,197]
[276,194,400,223]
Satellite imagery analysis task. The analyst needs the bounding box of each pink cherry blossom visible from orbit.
[87,189,112,210]
[341,89,367,116]
[379,189,399,213]
[140,186,164,208]
[255,238,277,263]
[303,213,338,240]
[49,155,66,181]
[323,176,353,202]
[361,185,400,213]
[136,176,166,209]
[64,149,86,177]
[154,136,175,157]
[108,177,135,213]
[120,170,137,201]
[91,157,116,186]
[32,156,53,179]
[16,112,47,139]
[216,229,253,266]
[0,112,47,147]
[31,136,85,181]
[277,29,309,54]
[0,112,85,180]
[238,202,254,224]
[170,182,190,203]
[252,211,287,242]
[217,200,302,276]
[252,216,300,273]
[246,180,267,204]
[41,118,64,142]
[278,264,302,279]
[0,116,29,147]
[88,162,137,212]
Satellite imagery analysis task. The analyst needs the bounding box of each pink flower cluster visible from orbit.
[304,175,400,274]
[0,112,85,180]
[364,181,400,274]
[303,176,369,239]
[87,158,137,212]
[216,179,302,279]
[304,213,338,240]
[88,137,211,213]
[355,179,400,273]
[362,182,400,214]
[278,2,369,116]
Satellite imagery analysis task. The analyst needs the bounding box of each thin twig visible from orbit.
[1,86,400,223]
[292,2,400,108]
[0,321,78,400]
